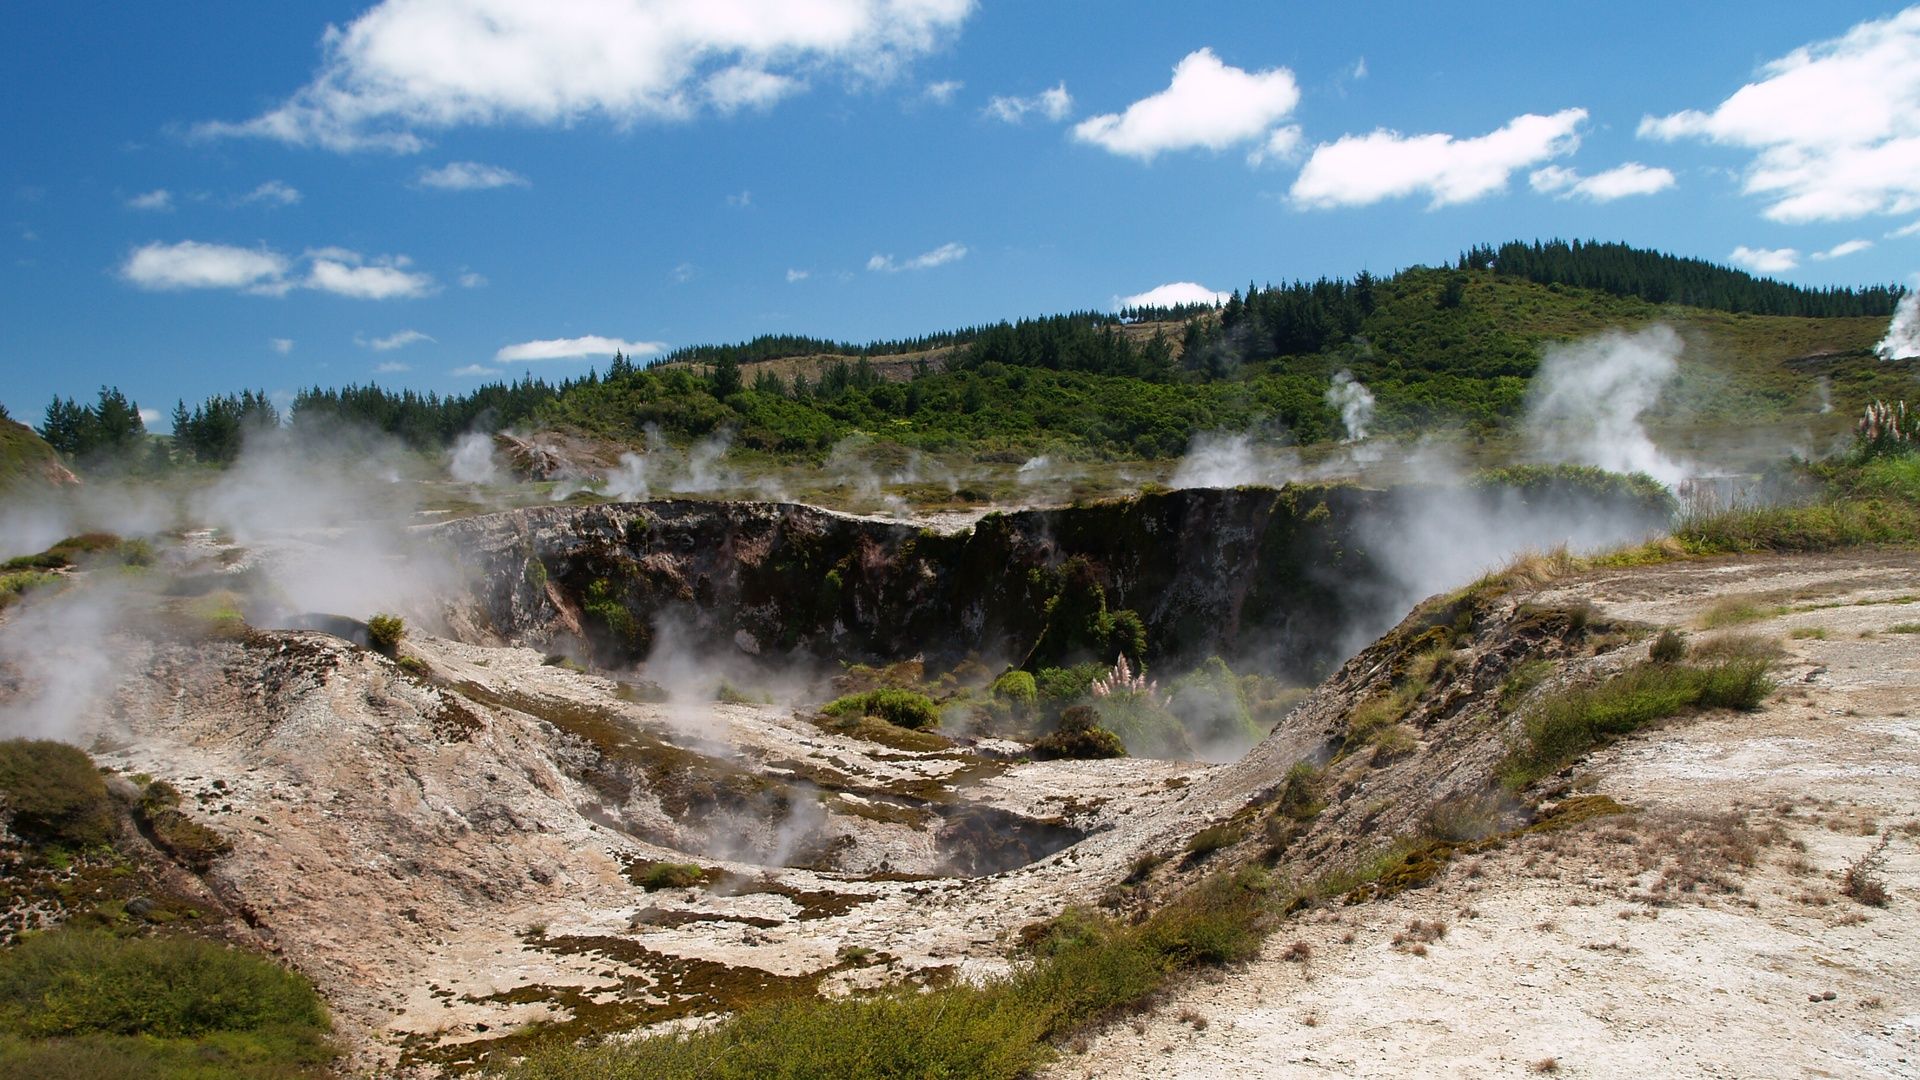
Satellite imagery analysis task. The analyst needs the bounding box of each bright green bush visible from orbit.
[821,689,941,731]
[989,670,1037,710]
[365,613,404,655]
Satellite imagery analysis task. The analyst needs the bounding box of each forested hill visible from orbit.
[25,240,1912,469]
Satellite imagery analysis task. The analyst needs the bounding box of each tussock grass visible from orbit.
[496,871,1270,1080]
[821,688,941,731]
[1678,498,1920,554]
[1501,644,1776,789]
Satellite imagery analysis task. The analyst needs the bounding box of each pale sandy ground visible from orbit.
[1052,555,1920,1079]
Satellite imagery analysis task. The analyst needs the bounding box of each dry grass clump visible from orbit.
[1390,919,1447,955]
[1841,834,1892,907]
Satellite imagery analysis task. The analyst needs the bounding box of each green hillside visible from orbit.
[0,417,74,492]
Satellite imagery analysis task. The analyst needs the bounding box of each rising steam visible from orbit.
[1875,288,1919,360]
[1326,370,1376,442]
[1523,325,1690,486]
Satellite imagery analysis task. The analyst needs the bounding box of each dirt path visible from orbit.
[1052,551,1920,1079]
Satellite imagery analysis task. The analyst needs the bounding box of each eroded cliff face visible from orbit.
[431,481,1671,681]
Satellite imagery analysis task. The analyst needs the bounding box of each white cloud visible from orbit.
[416,161,528,190]
[120,240,291,292]
[1246,125,1303,167]
[1728,245,1800,273]
[1351,57,1368,80]
[1291,108,1587,209]
[494,335,667,362]
[726,190,753,208]
[786,268,810,282]
[363,328,434,350]
[1115,282,1229,310]
[1072,48,1299,161]
[867,241,967,272]
[1639,9,1920,223]
[985,81,1072,124]
[1527,161,1675,202]
[270,337,295,354]
[306,251,435,299]
[137,407,160,426]
[1887,219,1920,239]
[459,270,488,288]
[374,360,412,373]
[671,262,695,283]
[126,189,173,211]
[924,79,962,104]
[450,364,499,377]
[240,179,302,205]
[1811,238,1873,260]
[705,65,800,112]
[196,0,975,152]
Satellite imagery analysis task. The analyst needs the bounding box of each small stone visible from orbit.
[1822,990,1836,1001]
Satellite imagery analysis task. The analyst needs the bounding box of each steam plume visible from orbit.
[1523,325,1690,486]
[1326,370,1376,442]
[1875,288,1919,360]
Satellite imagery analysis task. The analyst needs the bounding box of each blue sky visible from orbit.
[4,1,1918,423]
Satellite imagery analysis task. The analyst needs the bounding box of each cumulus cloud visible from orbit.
[450,363,499,377]
[494,335,667,362]
[1115,282,1228,310]
[195,0,975,152]
[1528,161,1675,202]
[924,79,962,104]
[306,250,435,299]
[118,241,433,299]
[985,82,1072,124]
[417,161,528,190]
[1292,108,1586,209]
[363,328,434,350]
[867,241,966,273]
[270,337,295,354]
[1811,239,1874,260]
[1639,8,1920,222]
[1728,245,1799,273]
[125,189,173,211]
[239,179,302,205]
[1073,48,1299,161]
[120,240,290,292]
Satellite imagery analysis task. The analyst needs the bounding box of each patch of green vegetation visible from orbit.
[821,689,941,731]
[816,713,952,753]
[632,862,707,891]
[1698,597,1786,628]
[0,569,59,612]
[1030,706,1126,761]
[0,739,115,850]
[493,869,1270,1080]
[1789,627,1829,640]
[365,613,404,655]
[1889,622,1920,634]
[1679,498,1920,554]
[989,670,1037,711]
[1183,824,1243,860]
[1498,659,1554,712]
[0,928,334,1079]
[1500,646,1777,789]
[134,781,232,873]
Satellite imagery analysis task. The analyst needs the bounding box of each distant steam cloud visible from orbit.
[1524,325,1689,486]
[1326,370,1375,442]
[495,335,667,362]
[1876,288,1920,360]
[449,432,502,484]
[1115,282,1228,310]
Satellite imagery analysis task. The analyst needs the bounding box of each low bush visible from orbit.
[1501,651,1775,789]
[1184,824,1243,859]
[821,688,941,731]
[1649,629,1686,663]
[495,868,1269,1080]
[0,739,115,849]
[1030,706,1126,760]
[135,781,233,872]
[636,862,707,891]
[365,613,404,655]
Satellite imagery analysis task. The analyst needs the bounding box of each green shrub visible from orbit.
[1030,705,1126,760]
[365,613,404,655]
[135,781,232,872]
[0,929,329,1040]
[0,739,114,849]
[1649,628,1686,663]
[1184,823,1242,859]
[636,862,707,891]
[989,670,1038,710]
[821,689,940,730]
[1034,664,1105,703]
